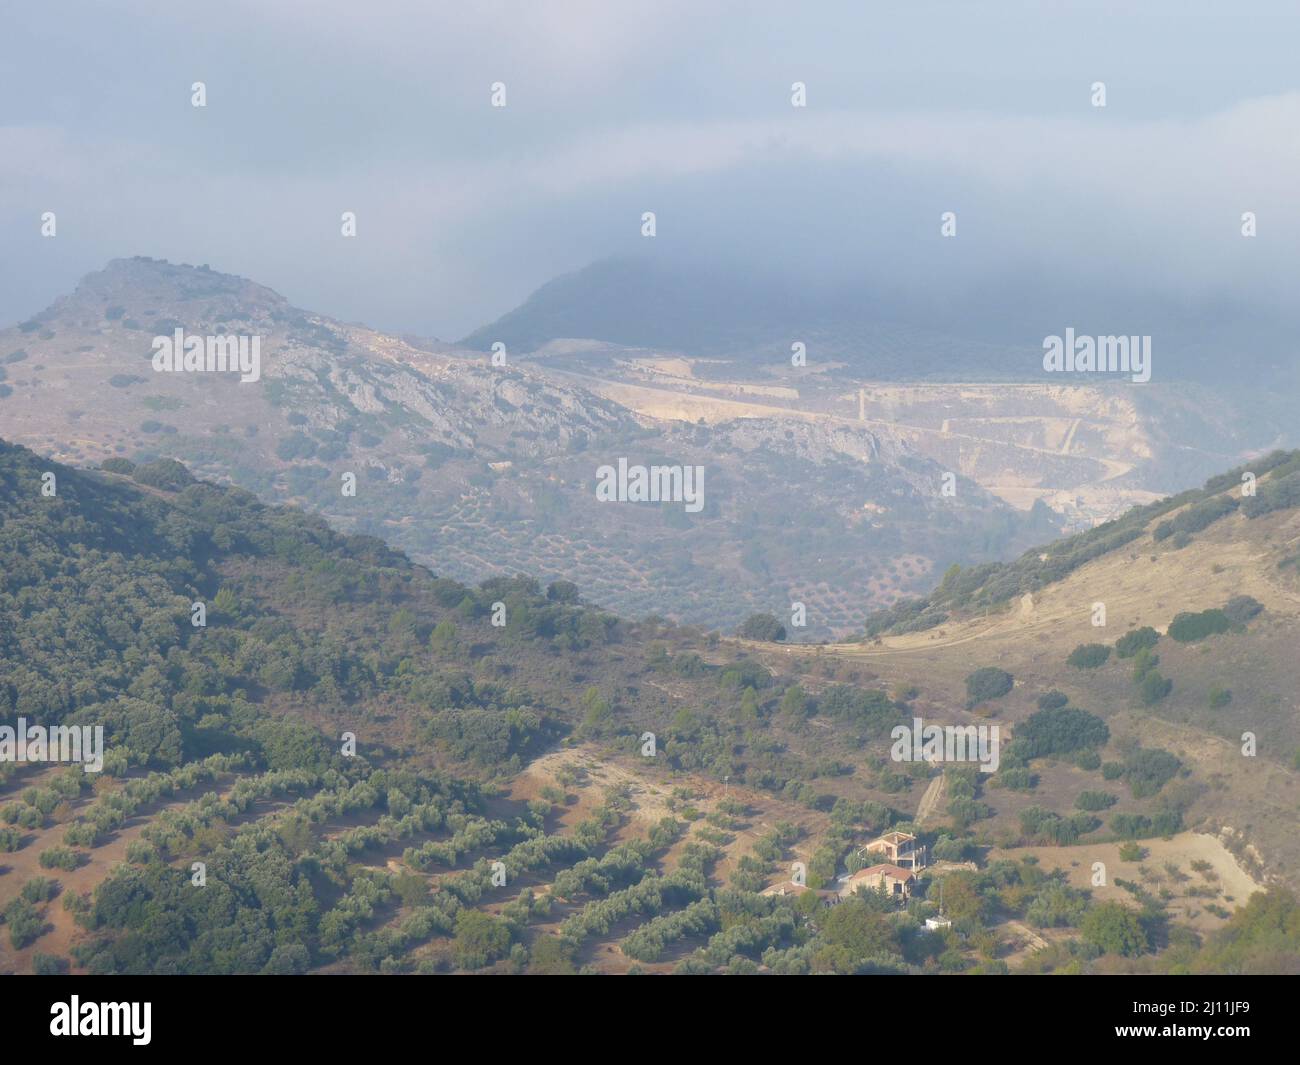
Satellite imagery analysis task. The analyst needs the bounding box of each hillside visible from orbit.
[0,257,1058,638]
[757,451,1300,887]
[3,439,1298,974]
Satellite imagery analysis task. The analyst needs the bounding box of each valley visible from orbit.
[3,257,1267,642]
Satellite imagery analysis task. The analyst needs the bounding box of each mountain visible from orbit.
[0,257,1058,637]
[462,255,1030,377]
[460,255,1299,508]
[463,254,1300,391]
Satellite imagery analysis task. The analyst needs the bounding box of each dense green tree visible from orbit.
[1114,627,1159,658]
[965,667,1013,705]
[737,613,787,642]
[452,909,512,970]
[1081,902,1149,956]
[1168,609,1231,643]
[1066,643,1111,669]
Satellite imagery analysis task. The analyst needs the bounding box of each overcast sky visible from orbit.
[2,0,1298,339]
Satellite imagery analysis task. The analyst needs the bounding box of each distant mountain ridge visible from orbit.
[462,254,1300,409]
[460,255,1025,379]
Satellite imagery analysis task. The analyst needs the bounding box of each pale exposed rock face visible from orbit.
[545,347,1238,529]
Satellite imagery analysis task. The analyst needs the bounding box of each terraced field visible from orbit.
[0,746,840,974]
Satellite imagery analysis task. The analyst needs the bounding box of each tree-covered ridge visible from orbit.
[1,440,415,770]
[0,438,919,804]
[1,440,659,790]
